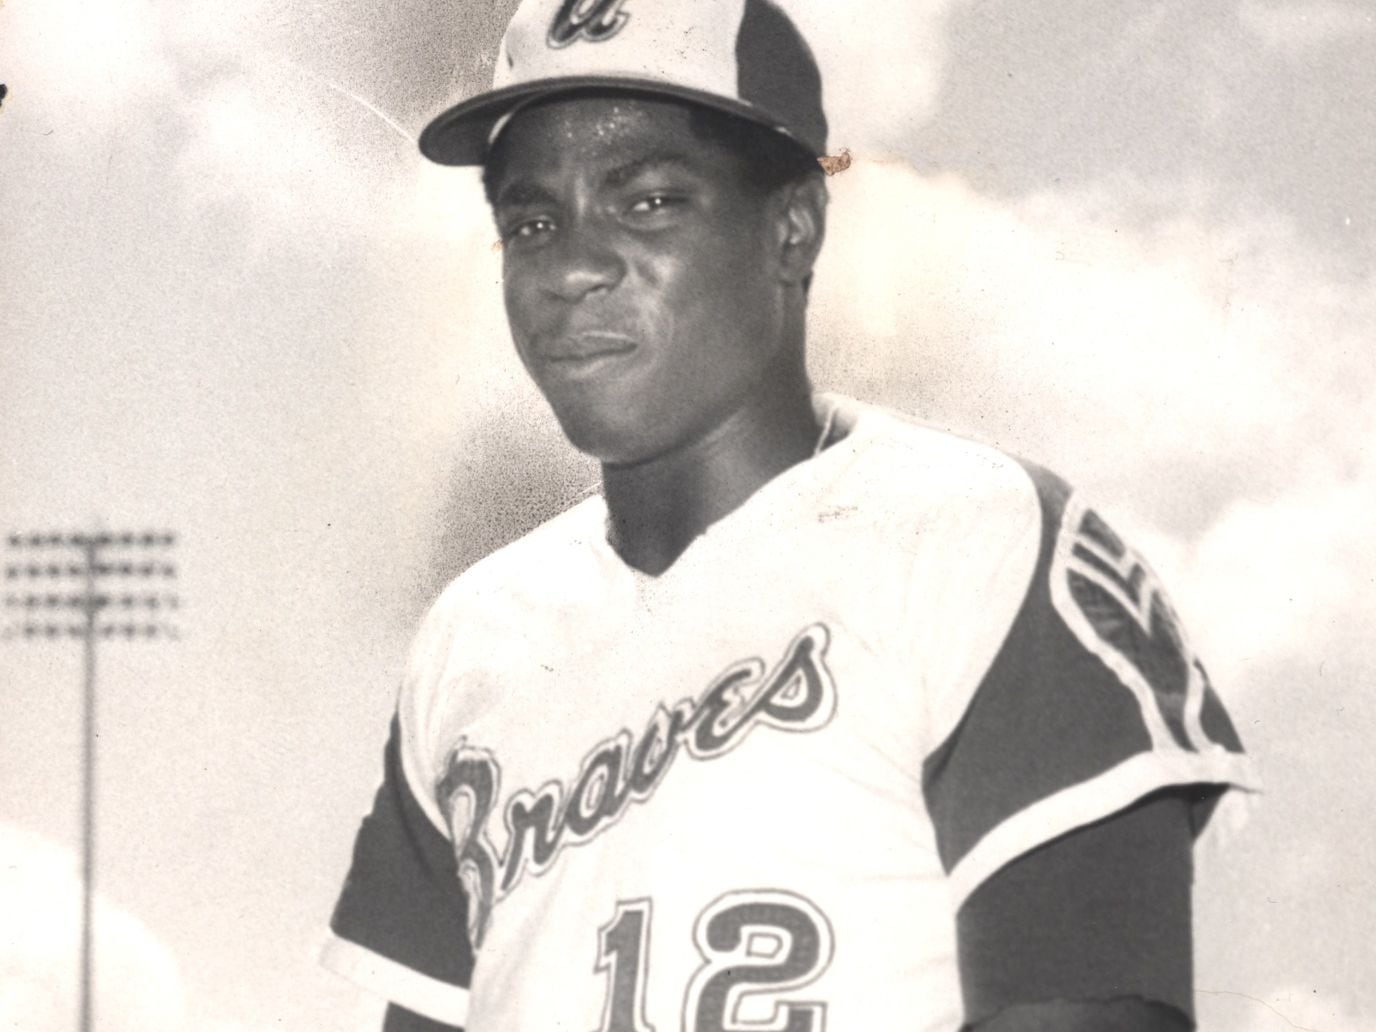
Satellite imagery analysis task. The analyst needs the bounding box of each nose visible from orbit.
[544,217,626,302]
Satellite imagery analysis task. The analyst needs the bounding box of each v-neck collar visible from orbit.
[582,394,870,589]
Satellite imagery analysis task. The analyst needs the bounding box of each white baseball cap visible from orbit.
[419,0,828,166]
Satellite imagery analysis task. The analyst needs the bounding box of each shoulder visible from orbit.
[821,399,1257,901]
[876,426,1259,899]
[394,492,607,797]
[818,398,1056,655]
[825,398,1046,524]
[829,397,1182,624]
[414,490,607,654]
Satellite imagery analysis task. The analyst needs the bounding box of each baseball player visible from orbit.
[324,2,1258,1030]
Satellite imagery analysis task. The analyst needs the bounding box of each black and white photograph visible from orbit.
[1,1,1371,1029]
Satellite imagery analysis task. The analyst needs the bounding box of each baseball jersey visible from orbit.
[324,396,1257,1031]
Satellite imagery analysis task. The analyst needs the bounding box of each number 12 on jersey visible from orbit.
[593,890,834,1032]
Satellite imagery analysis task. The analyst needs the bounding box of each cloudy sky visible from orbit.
[1,1,1373,1029]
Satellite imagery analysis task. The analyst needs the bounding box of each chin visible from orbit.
[551,403,670,467]
[552,407,642,465]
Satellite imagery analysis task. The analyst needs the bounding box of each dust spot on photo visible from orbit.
[818,148,852,176]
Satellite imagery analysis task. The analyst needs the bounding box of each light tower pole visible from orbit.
[3,530,180,1032]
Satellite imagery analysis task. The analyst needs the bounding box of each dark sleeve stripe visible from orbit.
[1199,680,1243,753]
[327,715,475,1008]
[924,465,1147,871]
[923,461,1257,903]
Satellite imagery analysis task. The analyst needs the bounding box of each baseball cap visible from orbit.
[419,0,827,166]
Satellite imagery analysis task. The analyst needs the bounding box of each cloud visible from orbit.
[1,0,414,234]
[0,824,187,1032]
[2,0,176,110]
[790,0,961,156]
[1183,462,1375,676]
[1239,1,1376,52]
[807,159,1376,696]
[0,824,333,1032]
[170,65,380,226]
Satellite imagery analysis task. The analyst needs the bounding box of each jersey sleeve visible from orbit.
[957,788,1196,1025]
[922,461,1260,908]
[322,714,474,1027]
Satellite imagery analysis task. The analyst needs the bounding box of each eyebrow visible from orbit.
[494,150,698,210]
[494,180,560,211]
[600,150,695,190]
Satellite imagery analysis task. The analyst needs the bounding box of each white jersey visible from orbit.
[324,397,1257,1031]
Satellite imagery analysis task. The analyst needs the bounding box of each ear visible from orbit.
[772,174,828,287]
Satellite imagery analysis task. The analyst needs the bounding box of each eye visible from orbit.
[509,216,555,241]
[627,193,684,217]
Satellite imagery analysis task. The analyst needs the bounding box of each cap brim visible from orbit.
[418,75,822,166]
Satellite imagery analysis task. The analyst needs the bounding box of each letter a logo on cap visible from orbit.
[420,0,828,165]
[548,0,631,48]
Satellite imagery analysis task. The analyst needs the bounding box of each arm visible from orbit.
[958,789,1199,1032]
[969,998,1189,1032]
[918,473,1257,1028]
[324,716,475,1028]
[383,1004,462,1032]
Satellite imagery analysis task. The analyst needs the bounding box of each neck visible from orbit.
[602,355,818,577]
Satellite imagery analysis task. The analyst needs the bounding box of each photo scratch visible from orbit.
[322,78,413,145]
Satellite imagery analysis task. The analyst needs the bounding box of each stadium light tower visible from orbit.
[3,530,180,1032]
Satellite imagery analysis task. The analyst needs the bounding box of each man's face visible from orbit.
[489,94,790,466]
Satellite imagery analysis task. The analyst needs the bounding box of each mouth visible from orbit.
[536,331,638,371]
